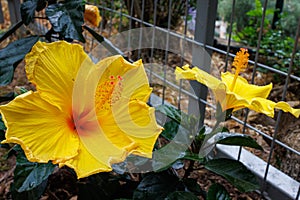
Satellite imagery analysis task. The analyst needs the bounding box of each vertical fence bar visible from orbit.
[137,0,145,58]
[108,0,114,37]
[296,184,300,200]
[148,0,158,105]
[118,1,123,33]
[189,0,217,127]
[224,0,236,72]
[127,0,134,55]
[0,1,4,24]
[178,0,189,110]
[7,0,21,24]
[162,0,172,105]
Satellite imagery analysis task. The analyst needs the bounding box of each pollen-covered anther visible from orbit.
[95,75,123,110]
[232,48,249,74]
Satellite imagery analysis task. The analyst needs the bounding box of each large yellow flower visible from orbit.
[175,49,300,118]
[0,41,162,178]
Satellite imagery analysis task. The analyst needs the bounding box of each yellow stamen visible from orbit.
[230,48,249,91]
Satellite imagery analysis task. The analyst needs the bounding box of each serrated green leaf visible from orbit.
[0,36,39,86]
[11,145,56,198]
[133,172,181,200]
[165,191,199,200]
[207,183,231,200]
[216,133,263,150]
[21,0,47,25]
[205,158,259,192]
[46,0,85,42]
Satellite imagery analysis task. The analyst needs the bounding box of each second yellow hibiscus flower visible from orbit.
[175,48,300,118]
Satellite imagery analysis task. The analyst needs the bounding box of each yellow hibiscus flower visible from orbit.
[84,4,101,27]
[0,41,162,178]
[175,48,300,118]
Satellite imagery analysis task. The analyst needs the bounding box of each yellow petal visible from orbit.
[76,114,134,167]
[25,41,94,110]
[275,101,300,118]
[111,98,162,158]
[214,86,249,111]
[59,143,112,179]
[100,57,152,102]
[0,91,79,163]
[175,65,222,90]
[84,4,101,27]
[221,72,272,100]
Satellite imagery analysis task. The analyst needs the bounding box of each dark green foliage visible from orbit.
[78,173,122,200]
[21,0,47,25]
[133,172,182,200]
[207,183,231,200]
[10,145,56,200]
[0,36,39,86]
[165,191,199,200]
[205,158,259,192]
[216,132,263,151]
[46,0,85,42]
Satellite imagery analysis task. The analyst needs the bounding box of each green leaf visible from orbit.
[216,133,263,151]
[46,0,85,42]
[183,178,204,196]
[165,191,199,200]
[182,152,205,162]
[79,172,141,199]
[156,104,199,134]
[133,172,181,200]
[0,36,39,86]
[161,120,179,141]
[207,183,231,200]
[17,162,55,192]
[21,0,47,25]
[10,145,56,198]
[205,158,259,192]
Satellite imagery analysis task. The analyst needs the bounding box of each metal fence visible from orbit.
[1,0,300,199]
[89,1,300,199]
